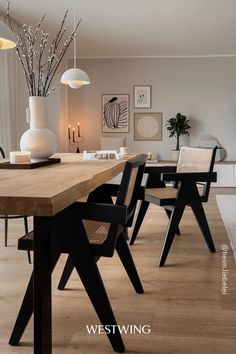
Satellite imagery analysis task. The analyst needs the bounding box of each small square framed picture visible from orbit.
[134,85,151,108]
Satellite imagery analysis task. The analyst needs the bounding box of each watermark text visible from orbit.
[221,244,229,295]
[86,324,151,335]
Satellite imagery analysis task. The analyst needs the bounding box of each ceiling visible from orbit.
[1,0,236,58]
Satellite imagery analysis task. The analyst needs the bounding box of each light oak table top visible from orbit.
[0,153,136,217]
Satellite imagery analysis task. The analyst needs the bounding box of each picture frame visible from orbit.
[134,85,151,108]
[134,112,162,141]
[102,94,129,133]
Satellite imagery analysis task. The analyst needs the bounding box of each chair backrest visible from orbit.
[116,154,147,224]
[176,146,217,202]
[0,147,5,159]
[177,147,214,173]
[89,154,146,256]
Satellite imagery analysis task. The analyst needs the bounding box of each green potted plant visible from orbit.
[166,113,191,161]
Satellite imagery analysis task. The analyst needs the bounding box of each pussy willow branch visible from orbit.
[44,19,82,96]
[16,38,31,91]
[43,11,68,96]
[6,1,81,97]
[6,2,32,94]
[19,32,30,78]
[37,30,49,95]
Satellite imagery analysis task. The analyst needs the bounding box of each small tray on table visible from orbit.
[0,158,61,169]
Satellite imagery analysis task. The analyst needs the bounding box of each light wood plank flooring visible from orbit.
[0,188,236,354]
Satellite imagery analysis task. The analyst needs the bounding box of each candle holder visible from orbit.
[68,135,84,153]
[68,124,84,152]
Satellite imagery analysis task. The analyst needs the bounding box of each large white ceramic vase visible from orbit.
[20,96,57,159]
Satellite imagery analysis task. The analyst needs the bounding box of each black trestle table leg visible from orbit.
[33,216,53,354]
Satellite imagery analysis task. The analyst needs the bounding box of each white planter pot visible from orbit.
[171,150,180,161]
[20,96,57,159]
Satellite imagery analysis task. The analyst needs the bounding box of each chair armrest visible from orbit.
[89,183,145,201]
[144,166,176,188]
[91,183,120,196]
[160,172,217,182]
[101,183,120,195]
[144,165,176,174]
[72,202,128,224]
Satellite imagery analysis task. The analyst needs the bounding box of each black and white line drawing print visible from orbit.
[102,95,129,133]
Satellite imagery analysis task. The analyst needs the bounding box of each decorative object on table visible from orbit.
[6,2,81,159]
[96,150,120,160]
[147,152,152,160]
[20,96,58,158]
[134,85,151,108]
[199,135,226,161]
[134,112,162,141]
[166,112,191,161]
[120,147,129,155]
[9,151,31,164]
[102,95,129,133]
[68,122,84,152]
[61,0,90,89]
[83,150,119,160]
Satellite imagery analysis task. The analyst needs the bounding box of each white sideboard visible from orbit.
[212,162,236,187]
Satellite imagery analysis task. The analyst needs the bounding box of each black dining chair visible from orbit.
[9,154,147,353]
[129,147,217,267]
[0,146,31,263]
[57,157,146,290]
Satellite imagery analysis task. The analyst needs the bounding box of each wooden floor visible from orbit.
[0,188,236,354]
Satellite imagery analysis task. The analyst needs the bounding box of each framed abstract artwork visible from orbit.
[102,94,129,133]
[134,112,162,141]
[134,85,151,108]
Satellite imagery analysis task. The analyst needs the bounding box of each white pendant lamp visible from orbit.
[61,0,90,89]
[61,67,90,89]
[0,20,16,49]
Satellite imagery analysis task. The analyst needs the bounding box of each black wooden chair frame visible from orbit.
[129,165,179,245]
[58,160,146,290]
[129,147,217,267]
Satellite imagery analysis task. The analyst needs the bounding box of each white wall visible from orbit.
[66,57,236,160]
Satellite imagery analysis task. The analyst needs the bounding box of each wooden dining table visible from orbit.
[0,153,135,354]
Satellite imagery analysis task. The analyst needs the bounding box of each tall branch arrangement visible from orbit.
[6,1,81,97]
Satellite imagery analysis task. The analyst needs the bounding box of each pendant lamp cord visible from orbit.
[73,0,77,68]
